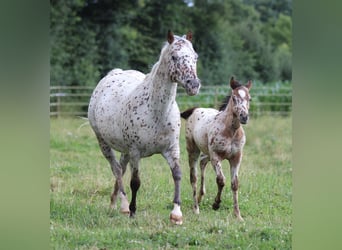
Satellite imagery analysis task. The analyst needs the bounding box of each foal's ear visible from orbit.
[230,76,240,89]
[246,80,252,90]
[186,31,193,42]
[167,30,174,44]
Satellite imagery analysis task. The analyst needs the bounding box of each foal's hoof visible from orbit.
[170,213,183,225]
[236,214,244,222]
[212,202,220,210]
[237,216,244,222]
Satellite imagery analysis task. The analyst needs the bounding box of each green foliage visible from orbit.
[50,116,292,249]
[50,0,100,86]
[50,0,292,87]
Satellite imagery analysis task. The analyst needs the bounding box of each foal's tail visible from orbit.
[180,107,197,119]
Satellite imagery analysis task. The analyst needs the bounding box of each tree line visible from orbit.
[50,0,292,87]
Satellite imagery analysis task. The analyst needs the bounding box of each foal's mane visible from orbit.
[218,95,231,111]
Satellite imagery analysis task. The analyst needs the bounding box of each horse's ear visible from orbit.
[167,30,174,44]
[230,76,240,89]
[186,31,193,42]
[246,80,252,90]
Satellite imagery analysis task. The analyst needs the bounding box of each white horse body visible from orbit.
[88,31,200,225]
[89,68,180,157]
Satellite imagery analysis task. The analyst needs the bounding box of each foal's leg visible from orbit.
[197,154,209,204]
[188,147,200,214]
[96,136,130,214]
[163,149,183,225]
[211,156,226,210]
[229,152,244,221]
[110,153,129,210]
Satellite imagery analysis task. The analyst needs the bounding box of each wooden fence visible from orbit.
[50,85,292,117]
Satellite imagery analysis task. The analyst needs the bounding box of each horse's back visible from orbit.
[88,68,145,134]
[185,108,218,154]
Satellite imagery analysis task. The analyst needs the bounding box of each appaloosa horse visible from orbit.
[181,77,252,221]
[88,31,200,225]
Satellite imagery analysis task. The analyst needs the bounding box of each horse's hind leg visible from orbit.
[110,153,129,211]
[198,154,209,204]
[96,136,130,214]
[229,152,244,221]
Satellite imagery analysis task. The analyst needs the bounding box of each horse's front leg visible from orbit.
[229,152,244,221]
[163,149,183,225]
[211,156,226,210]
[111,153,129,210]
[96,136,130,215]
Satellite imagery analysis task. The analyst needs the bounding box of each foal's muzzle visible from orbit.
[240,113,249,124]
[185,78,201,96]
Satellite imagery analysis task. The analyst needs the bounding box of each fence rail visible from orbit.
[50,85,292,117]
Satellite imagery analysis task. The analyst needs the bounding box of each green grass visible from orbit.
[50,116,292,249]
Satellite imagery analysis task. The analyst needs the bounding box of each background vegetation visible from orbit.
[50,0,292,87]
[50,116,292,249]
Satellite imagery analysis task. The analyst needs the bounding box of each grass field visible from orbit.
[50,115,292,249]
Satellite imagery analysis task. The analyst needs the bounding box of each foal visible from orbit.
[181,77,252,221]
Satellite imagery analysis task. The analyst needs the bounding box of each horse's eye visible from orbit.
[172,55,177,61]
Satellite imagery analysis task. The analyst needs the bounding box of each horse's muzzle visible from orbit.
[185,79,201,96]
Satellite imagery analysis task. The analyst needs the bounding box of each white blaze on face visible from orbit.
[238,89,246,98]
[238,89,248,109]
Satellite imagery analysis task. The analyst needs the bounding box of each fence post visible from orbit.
[214,87,218,107]
[57,87,60,118]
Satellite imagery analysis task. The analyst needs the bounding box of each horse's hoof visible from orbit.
[120,209,130,216]
[170,213,183,225]
[193,206,200,214]
[170,203,183,225]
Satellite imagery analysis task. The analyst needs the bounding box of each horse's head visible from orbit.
[230,77,252,124]
[166,30,201,96]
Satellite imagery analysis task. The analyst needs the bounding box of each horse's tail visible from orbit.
[180,107,197,119]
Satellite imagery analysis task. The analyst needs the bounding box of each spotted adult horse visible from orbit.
[181,77,252,221]
[88,31,200,225]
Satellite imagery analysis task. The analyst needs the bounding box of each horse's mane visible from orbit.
[218,95,231,111]
[146,35,191,81]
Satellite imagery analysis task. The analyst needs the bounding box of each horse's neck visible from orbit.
[223,100,240,131]
[146,61,177,115]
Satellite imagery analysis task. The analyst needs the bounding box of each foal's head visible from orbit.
[166,30,201,96]
[230,77,252,124]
